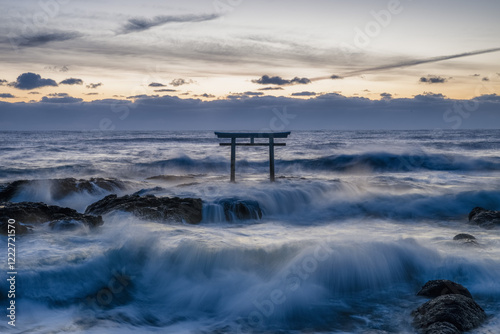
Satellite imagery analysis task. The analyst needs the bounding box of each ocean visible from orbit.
[1,130,500,333]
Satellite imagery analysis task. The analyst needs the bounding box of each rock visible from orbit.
[417,280,473,299]
[468,206,500,228]
[452,233,475,241]
[424,321,460,334]
[217,198,263,221]
[453,234,477,245]
[412,294,486,332]
[0,178,126,202]
[85,194,202,224]
[0,202,103,235]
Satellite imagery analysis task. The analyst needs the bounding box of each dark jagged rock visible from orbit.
[413,280,486,333]
[453,233,476,241]
[0,178,126,202]
[0,202,103,235]
[468,206,500,228]
[424,321,460,334]
[0,180,26,202]
[417,280,473,299]
[85,194,202,224]
[217,198,263,221]
[453,233,477,245]
[412,294,486,332]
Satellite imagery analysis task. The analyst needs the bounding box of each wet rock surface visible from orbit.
[468,206,500,228]
[85,194,203,224]
[453,233,477,245]
[417,280,472,299]
[0,201,103,235]
[413,280,486,333]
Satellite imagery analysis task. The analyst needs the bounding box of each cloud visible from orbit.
[482,77,490,81]
[252,75,311,85]
[414,92,446,101]
[118,13,221,34]
[258,87,284,91]
[9,72,58,90]
[330,75,343,79]
[0,93,16,98]
[127,94,159,99]
[41,93,83,103]
[292,91,316,96]
[154,89,177,92]
[419,76,447,84]
[28,92,40,94]
[312,47,500,81]
[227,91,265,99]
[380,92,392,100]
[45,65,69,72]
[148,82,166,87]
[86,83,103,89]
[60,78,83,85]
[170,78,194,87]
[472,94,500,103]
[85,93,99,96]
[2,93,500,131]
[14,31,81,47]
[472,74,481,77]
[0,79,7,85]
[243,91,264,96]
[194,93,215,98]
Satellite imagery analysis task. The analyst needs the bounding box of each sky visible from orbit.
[0,0,499,130]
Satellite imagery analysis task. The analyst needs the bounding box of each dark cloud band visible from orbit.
[14,31,81,48]
[312,47,500,81]
[119,13,221,34]
[252,75,311,86]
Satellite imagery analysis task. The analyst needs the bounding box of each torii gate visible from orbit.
[215,132,291,182]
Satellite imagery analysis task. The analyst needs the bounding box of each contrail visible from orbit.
[311,47,500,81]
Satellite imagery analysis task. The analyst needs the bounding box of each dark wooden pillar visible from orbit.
[269,137,275,182]
[230,137,236,182]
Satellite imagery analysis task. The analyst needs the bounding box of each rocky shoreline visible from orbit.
[0,178,266,235]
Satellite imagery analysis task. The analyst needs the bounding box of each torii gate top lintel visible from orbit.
[214,132,291,138]
[214,132,291,182]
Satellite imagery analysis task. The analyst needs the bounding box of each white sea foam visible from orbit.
[1,130,499,333]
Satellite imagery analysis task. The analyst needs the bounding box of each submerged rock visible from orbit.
[217,198,263,221]
[453,233,477,245]
[412,294,486,332]
[452,233,476,241]
[417,280,472,299]
[0,202,103,235]
[0,178,126,202]
[468,206,500,228]
[85,194,202,224]
[413,280,486,333]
